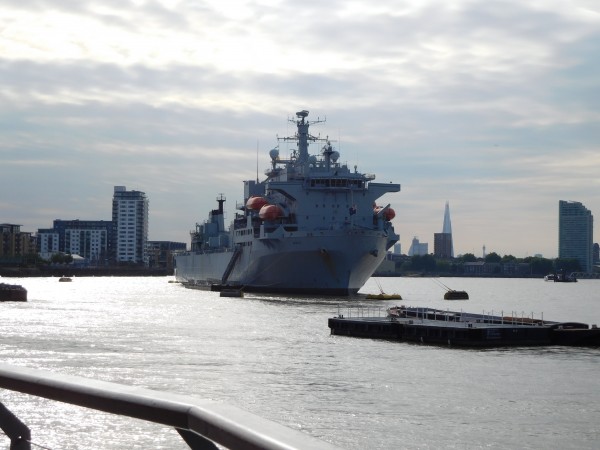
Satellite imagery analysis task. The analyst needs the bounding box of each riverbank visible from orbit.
[0,266,172,277]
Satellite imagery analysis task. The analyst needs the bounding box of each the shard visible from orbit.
[443,201,454,257]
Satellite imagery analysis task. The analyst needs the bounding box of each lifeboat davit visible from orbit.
[259,204,283,221]
[246,196,269,210]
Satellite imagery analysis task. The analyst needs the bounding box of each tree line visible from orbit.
[397,252,581,276]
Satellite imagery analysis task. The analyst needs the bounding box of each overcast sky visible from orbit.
[2,0,599,258]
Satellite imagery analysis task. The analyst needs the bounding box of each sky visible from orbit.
[2,0,599,259]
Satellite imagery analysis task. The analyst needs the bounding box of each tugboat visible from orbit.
[175,110,401,295]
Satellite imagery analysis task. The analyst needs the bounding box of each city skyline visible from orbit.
[2,1,599,258]
[4,192,598,261]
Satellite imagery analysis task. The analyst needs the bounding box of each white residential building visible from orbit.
[112,186,149,265]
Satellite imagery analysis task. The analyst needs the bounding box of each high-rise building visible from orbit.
[558,200,593,273]
[434,233,453,258]
[408,236,428,256]
[442,201,454,257]
[112,186,149,265]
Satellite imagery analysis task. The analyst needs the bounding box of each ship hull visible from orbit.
[175,230,393,296]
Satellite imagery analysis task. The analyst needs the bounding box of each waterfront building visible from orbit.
[37,229,59,259]
[1,224,35,260]
[39,220,114,263]
[112,186,149,265]
[38,220,113,263]
[147,241,186,270]
[558,200,593,273]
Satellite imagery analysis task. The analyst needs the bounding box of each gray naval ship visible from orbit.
[175,110,400,295]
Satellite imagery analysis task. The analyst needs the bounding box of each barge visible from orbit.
[328,305,600,347]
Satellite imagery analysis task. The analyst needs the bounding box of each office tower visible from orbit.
[408,236,428,256]
[112,186,149,265]
[558,200,593,273]
[434,233,453,258]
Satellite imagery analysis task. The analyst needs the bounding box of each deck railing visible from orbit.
[0,363,340,450]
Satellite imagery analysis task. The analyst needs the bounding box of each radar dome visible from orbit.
[269,148,279,160]
[308,155,317,166]
[331,151,340,162]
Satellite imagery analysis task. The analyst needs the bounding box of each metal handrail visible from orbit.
[0,364,340,450]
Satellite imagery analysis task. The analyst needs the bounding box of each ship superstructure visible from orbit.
[175,110,401,295]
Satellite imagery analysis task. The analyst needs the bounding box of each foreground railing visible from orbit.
[0,364,340,450]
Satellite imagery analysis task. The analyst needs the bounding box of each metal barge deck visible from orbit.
[328,306,600,347]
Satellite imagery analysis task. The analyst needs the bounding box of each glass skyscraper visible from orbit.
[558,200,593,273]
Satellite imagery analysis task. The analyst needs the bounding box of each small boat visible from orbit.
[59,277,72,282]
[444,290,469,300]
[546,271,577,283]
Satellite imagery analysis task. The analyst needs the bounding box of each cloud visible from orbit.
[1,0,599,257]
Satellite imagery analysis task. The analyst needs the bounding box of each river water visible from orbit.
[1,276,599,449]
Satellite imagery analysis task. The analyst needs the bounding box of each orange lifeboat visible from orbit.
[373,206,396,221]
[259,204,283,221]
[246,196,269,210]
